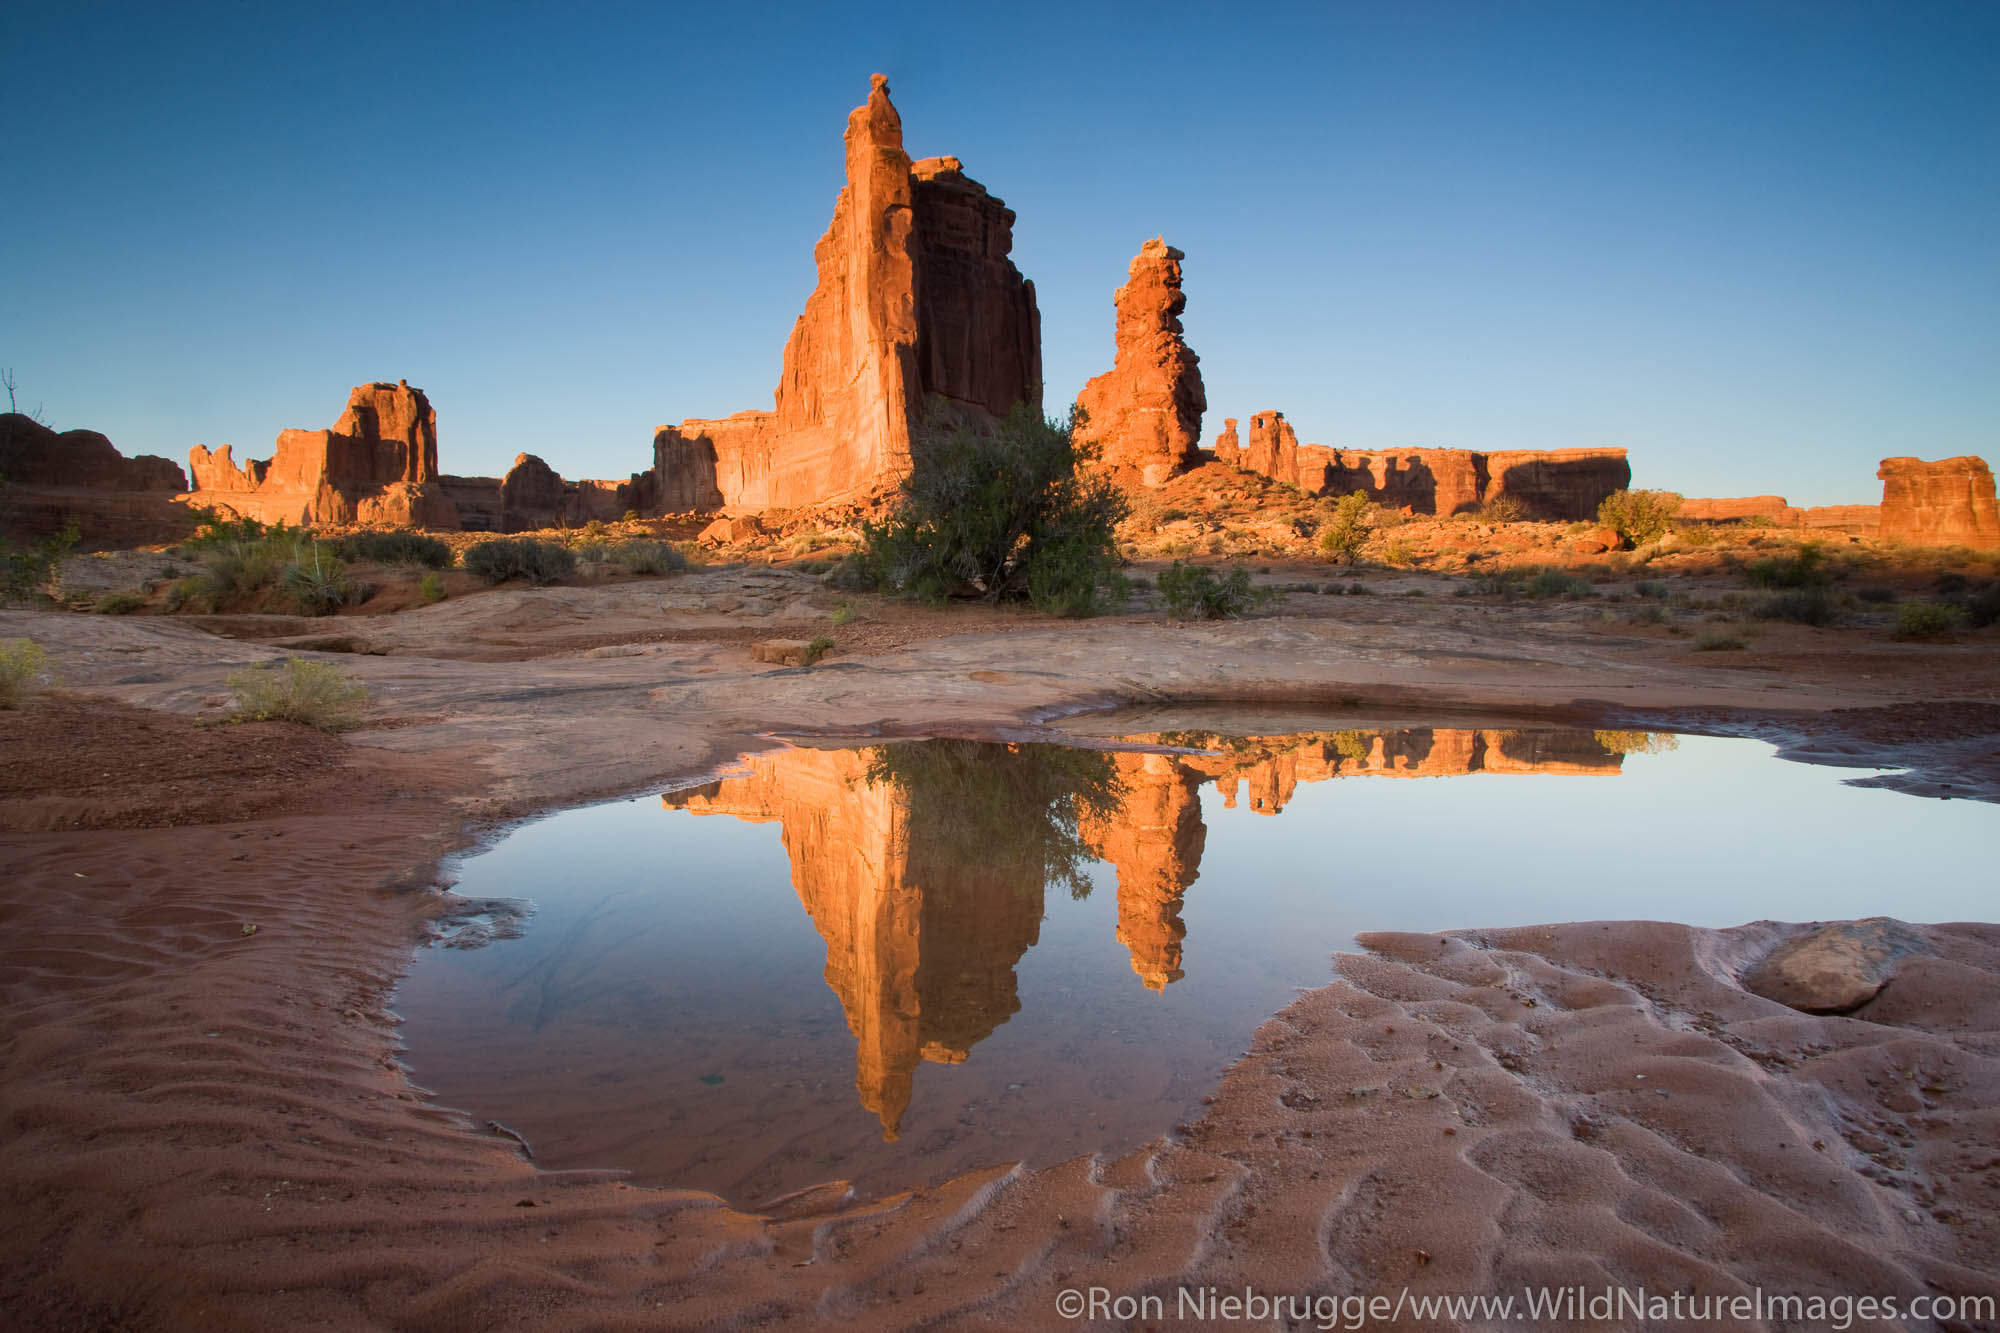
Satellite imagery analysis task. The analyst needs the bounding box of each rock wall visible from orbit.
[1220,409,1629,519]
[1680,494,1880,539]
[185,381,459,528]
[1074,238,1205,487]
[647,75,1041,515]
[0,414,186,492]
[1877,456,2000,549]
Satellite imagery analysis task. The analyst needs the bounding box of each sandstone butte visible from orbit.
[1876,455,2000,549]
[663,730,1622,1138]
[187,381,460,528]
[0,412,193,545]
[646,74,1041,514]
[1073,238,1207,488]
[1214,409,1631,521]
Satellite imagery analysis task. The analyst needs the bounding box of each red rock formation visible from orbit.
[0,414,187,493]
[1077,753,1205,990]
[185,381,459,528]
[648,76,1040,514]
[1212,417,1240,465]
[1876,456,2000,549]
[1074,238,1206,487]
[1221,409,1628,519]
[1680,496,1794,523]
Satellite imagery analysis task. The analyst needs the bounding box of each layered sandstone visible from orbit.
[647,76,1040,514]
[1877,456,2000,549]
[1074,238,1205,487]
[1212,417,1240,465]
[1679,494,1881,539]
[1221,410,1629,519]
[0,413,194,545]
[185,381,459,528]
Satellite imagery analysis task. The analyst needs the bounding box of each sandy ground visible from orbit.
[2,577,1997,1330]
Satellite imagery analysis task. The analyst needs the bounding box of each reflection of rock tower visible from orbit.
[1078,753,1206,989]
[663,748,1040,1139]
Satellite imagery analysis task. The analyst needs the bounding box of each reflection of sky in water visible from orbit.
[396,731,1996,1206]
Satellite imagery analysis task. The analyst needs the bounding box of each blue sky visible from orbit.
[6,1,1994,505]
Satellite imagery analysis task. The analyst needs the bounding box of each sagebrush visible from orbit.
[225,658,370,732]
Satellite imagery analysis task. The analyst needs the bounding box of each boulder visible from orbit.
[699,516,762,546]
[1876,456,1999,549]
[1569,527,1624,554]
[1743,918,1932,1014]
[1073,238,1206,487]
[750,638,820,667]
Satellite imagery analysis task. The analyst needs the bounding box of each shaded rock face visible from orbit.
[440,457,640,534]
[0,414,186,492]
[186,381,459,528]
[1877,456,2000,549]
[1074,238,1205,487]
[648,76,1041,514]
[1221,409,1629,520]
[1744,918,1932,1014]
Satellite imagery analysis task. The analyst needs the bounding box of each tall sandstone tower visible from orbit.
[649,75,1041,513]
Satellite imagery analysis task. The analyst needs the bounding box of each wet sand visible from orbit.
[2,586,1996,1328]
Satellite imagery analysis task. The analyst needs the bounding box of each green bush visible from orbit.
[91,591,148,615]
[610,540,689,576]
[281,545,364,616]
[419,572,447,604]
[1597,489,1683,546]
[182,509,274,549]
[1894,601,1966,640]
[1633,580,1669,599]
[1671,522,1717,548]
[1743,543,1828,589]
[1694,628,1749,651]
[1755,588,1838,626]
[1317,492,1372,564]
[856,403,1128,615]
[0,638,54,708]
[335,530,453,568]
[1156,561,1270,620]
[1527,568,1596,599]
[225,657,370,732]
[804,635,835,665]
[3,519,81,604]
[463,537,576,585]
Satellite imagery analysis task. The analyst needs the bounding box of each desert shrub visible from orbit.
[611,540,688,576]
[1624,602,1669,625]
[1317,492,1372,564]
[225,657,369,732]
[804,635,835,665]
[1755,588,1838,626]
[91,591,147,615]
[3,518,81,604]
[1743,543,1828,589]
[1597,489,1683,546]
[1158,507,1189,523]
[1894,601,1966,640]
[280,545,364,616]
[1671,522,1717,548]
[0,638,54,707]
[1156,561,1270,621]
[1855,585,1898,604]
[1527,568,1595,599]
[1633,580,1669,599]
[419,572,447,604]
[1958,582,2000,628]
[1478,495,1526,523]
[335,530,452,568]
[182,510,274,549]
[1376,538,1417,568]
[1470,567,1528,598]
[463,537,576,585]
[1694,628,1749,651]
[856,403,1128,615]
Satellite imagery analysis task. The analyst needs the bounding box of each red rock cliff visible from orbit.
[1876,456,1999,549]
[1074,238,1206,487]
[650,76,1041,514]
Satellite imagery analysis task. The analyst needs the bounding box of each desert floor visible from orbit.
[2,567,1997,1330]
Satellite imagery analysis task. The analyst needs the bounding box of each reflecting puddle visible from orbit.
[394,721,1996,1206]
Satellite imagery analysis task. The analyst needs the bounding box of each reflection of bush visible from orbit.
[864,740,1124,899]
[1592,729,1680,756]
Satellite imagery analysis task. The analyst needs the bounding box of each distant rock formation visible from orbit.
[1681,494,1880,538]
[186,381,459,528]
[1076,753,1205,990]
[0,413,194,545]
[1212,417,1240,465]
[645,75,1041,514]
[1074,238,1206,487]
[0,414,186,492]
[1876,456,1999,549]
[1219,409,1629,520]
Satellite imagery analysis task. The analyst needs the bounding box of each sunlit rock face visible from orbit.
[1876,455,2000,549]
[1222,409,1630,520]
[1076,752,1205,990]
[186,380,459,527]
[1074,238,1206,489]
[647,75,1041,514]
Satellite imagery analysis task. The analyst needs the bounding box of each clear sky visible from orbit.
[6,1,1994,506]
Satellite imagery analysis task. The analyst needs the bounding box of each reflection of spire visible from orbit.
[663,746,1044,1140]
[1078,753,1205,990]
